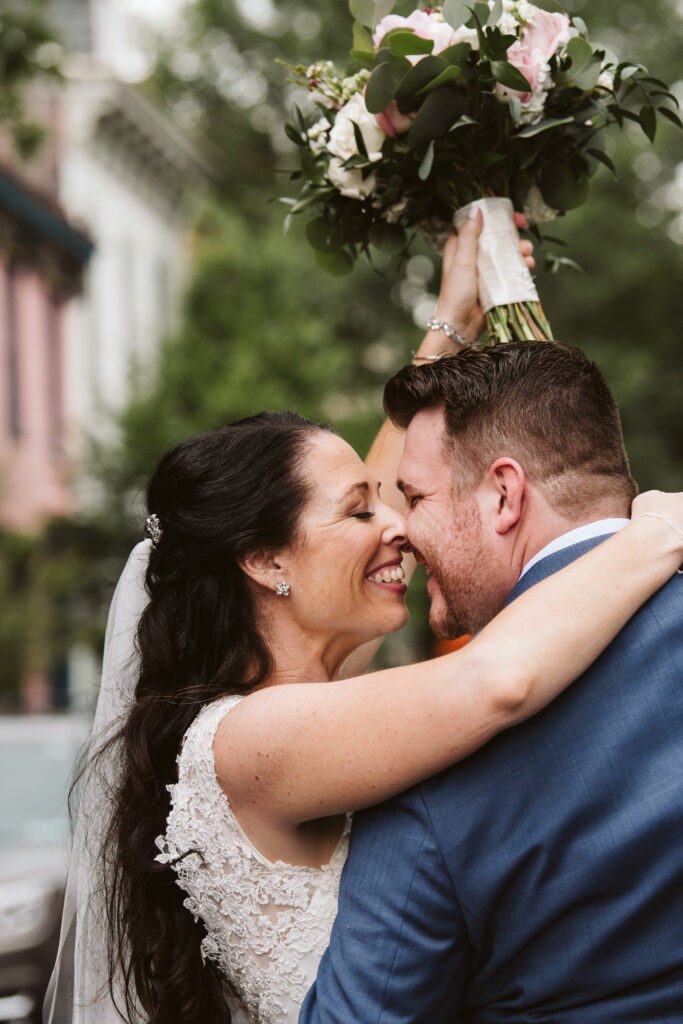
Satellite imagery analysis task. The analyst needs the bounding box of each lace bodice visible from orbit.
[155,695,352,1024]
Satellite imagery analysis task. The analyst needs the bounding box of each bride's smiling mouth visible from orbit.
[365,559,407,592]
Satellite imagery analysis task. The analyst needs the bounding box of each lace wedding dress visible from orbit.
[155,694,352,1024]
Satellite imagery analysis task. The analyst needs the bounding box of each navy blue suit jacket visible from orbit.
[301,537,683,1023]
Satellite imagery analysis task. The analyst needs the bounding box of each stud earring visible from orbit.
[275,581,290,597]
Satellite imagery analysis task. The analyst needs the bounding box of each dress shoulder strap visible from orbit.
[178,693,244,780]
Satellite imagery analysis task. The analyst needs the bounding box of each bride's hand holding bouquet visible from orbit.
[283,0,679,343]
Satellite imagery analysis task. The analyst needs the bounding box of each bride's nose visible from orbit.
[379,503,407,548]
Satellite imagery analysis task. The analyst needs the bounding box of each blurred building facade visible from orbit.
[1,0,207,708]
[0,147,92,531]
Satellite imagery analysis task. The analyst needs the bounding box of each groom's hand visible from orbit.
[435,210,535,345]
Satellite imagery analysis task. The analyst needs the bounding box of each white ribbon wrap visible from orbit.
[453,197,539,314]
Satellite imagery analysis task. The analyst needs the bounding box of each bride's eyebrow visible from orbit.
[341,482,370,500]
[340,480,380,502]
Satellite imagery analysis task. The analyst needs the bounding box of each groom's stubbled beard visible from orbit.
[421,494,503,639]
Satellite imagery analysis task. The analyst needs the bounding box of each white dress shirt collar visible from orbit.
[519,518,631,580]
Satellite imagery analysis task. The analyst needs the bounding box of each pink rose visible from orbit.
[522,9,571,62]
[374,100,415,137]
[504,40,542,101]
[372,11,464,65]
[498,7,570,103]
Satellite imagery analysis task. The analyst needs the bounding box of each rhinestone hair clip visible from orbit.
[145,513,163,547]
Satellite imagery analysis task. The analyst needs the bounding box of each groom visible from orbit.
[300,345,683,1013]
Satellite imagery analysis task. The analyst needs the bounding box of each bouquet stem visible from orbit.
[453,198,554,346]
[485,300,554,345]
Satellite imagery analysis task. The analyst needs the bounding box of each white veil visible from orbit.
[43,541,152,1023]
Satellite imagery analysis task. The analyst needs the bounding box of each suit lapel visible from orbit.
[505,533,617,606]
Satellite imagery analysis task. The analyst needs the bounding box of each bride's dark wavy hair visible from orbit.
[101,411,333,1023]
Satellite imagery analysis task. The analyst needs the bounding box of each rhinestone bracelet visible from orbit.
[426,316,475,348]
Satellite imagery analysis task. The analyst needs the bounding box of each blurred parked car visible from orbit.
[0,716,89,1024]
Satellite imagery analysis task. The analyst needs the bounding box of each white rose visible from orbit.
[327,157,377,199]
[597,69,615,91]
[327,93,386,164]
[449,25,479,48]
[307,117,330,156]
[523,183,558,224]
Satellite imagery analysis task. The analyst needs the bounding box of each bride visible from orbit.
[45,219,683,1024]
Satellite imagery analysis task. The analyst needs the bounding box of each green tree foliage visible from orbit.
[535,0,683,490]
[0,0,62,157]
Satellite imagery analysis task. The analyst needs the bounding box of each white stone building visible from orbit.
[45,0,209,707]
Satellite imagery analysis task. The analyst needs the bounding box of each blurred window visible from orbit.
[4,265,21,440]
[45,295,64,455]
[0,734,82,847]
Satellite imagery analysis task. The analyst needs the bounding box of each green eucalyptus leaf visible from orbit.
[352,21,374,55]
[529,0,566,11]
[471,2,490,29]
[369,219,406,253]
[516,116,574,138]
[508,94,523,123]
[365,55,410,113]
[574,59,602,92]
[639,104,657,143]
[418,139,435,180]
[350,49,375,68]
[416,65,462,97]
[388,31,434,58]
[349,0,395,29]
[487,0,503,25]
[490,60,532,92]
[442,0,470,29]
[395,55,449,111]
[468,4,488,54]
[315,248,354,275]
[566,37,593,76]
[439,41,474,67]
[406,86,466,147]
[306,217,340,253]
[539,164,590,210]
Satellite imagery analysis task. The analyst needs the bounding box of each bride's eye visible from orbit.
[352,511,375,519]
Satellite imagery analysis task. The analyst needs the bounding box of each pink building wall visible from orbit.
[0,261,72,532]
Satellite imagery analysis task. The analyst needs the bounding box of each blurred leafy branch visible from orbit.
[0,0,62,157]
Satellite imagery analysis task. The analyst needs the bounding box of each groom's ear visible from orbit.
[486,458,526,535]
[238,550,285,592]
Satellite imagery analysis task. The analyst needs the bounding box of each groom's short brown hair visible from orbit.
[384,341,637,517]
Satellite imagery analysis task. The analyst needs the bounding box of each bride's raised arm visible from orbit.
[363,207,534,523]
[217,495,683,825]
[338,210,533,680]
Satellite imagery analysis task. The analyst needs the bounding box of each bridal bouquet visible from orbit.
[283,0,680,343]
